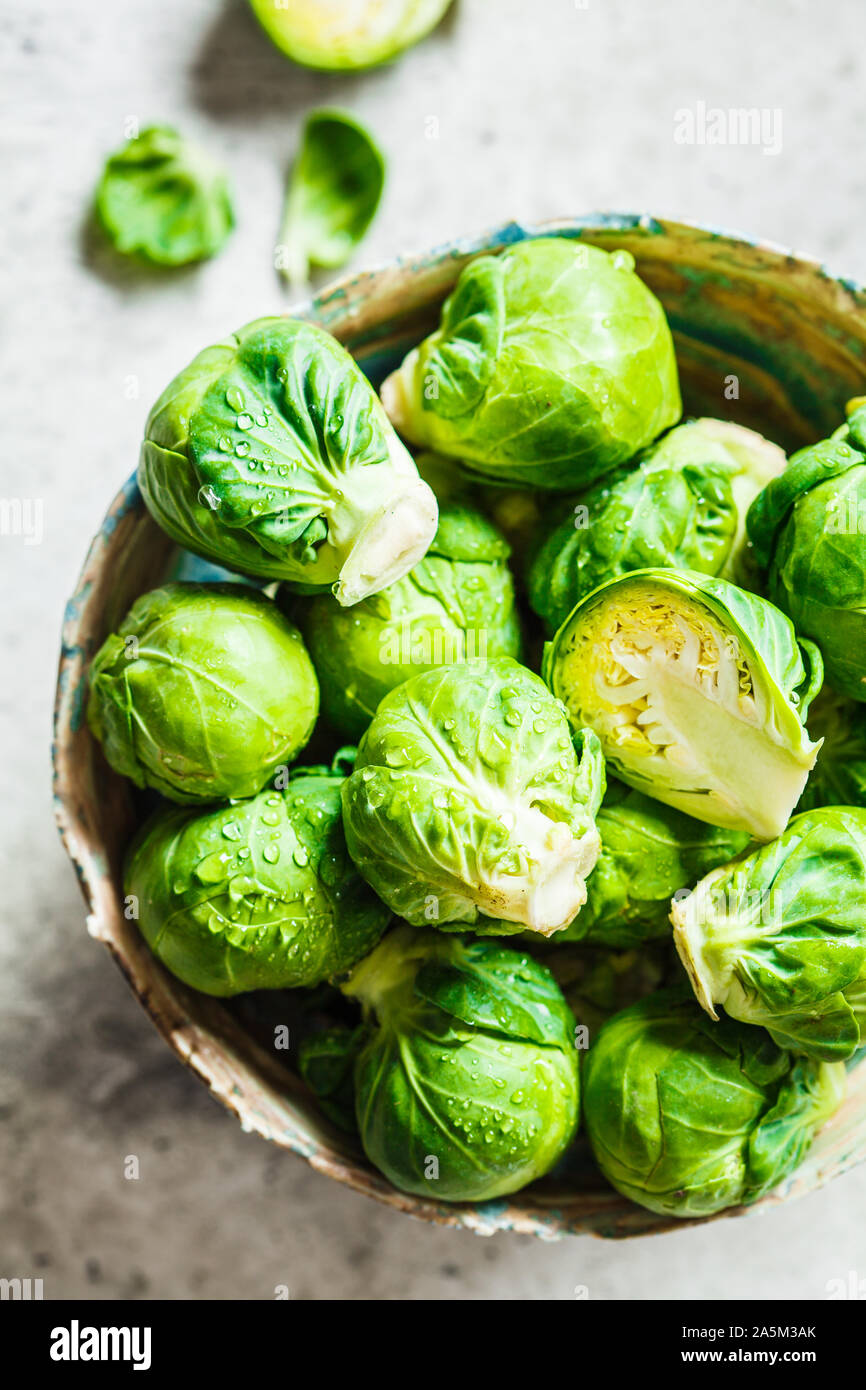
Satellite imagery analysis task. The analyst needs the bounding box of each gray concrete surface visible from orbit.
[3,0,866,1300]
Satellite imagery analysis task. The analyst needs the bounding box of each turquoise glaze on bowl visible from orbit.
[54,216,866,1239]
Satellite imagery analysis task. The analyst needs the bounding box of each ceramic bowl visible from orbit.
[54,214,866,1239]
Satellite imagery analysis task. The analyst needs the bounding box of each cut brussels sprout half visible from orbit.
[341,657,605,935]
[543,569,822,839]
[249,0,453,71]
[138,316,438,603]
[672,806,866,1061]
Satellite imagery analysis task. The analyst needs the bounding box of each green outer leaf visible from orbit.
[422,257,505,418]
[414,937,575,1049]
[672,806,866,1060]
[248,0,454,72]
[558,780,750,948]
[124,772,390,996]
[298,1025,367,1133]
[382,237,682,490]
[341,657,605,932]
[582,987,844,1217]
[294,502,522,739]
[278,109,384,286]
[746,438,865,569]
[344,926,580,1202]
[95,124,234,266]
[87,583,319,803]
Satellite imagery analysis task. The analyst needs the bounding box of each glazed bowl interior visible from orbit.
[54,215,866,1239]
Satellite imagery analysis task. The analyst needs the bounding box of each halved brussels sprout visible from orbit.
[125,763,391,996]
[341,925,580,1201]
[249,0,453,71]
[583,988,845,1217]
[139,317,437,604]
[294,502,522,739]
[381,238,681,491]
[557,779,750,947]
[747,402,866,701]
[527,418,784,634]
[87,583,318,803]
[341,657,605,935]
[672,806,866,1060]
[799,686,866,810]
[543,569,822,839]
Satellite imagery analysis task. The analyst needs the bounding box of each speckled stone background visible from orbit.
[4,0,866,1300]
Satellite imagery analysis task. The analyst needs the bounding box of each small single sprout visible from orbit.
[95,125,234,266]
[527,418,785,634]
[292,501,522,739]
[277,109,385,289]
[543,567,823,839]
[747,402,866,702]
[340,925,580,1201]
[124,765,391,996]
[248,0,454,71]
[87,583,319,803]
[381,237,682,491]
[672,806,866,1060]
[341,656,605,935]
[138,316,438,601]
[583,988,845,1217]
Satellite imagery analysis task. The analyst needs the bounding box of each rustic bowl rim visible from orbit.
[53,212,866,1241]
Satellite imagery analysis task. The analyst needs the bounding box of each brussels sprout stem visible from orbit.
[476,810,601,936]
[332,474,438,606]
[341,925,438,1018]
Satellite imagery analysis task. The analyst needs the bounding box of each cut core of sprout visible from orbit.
[552,583,818,839]
[331,474,438,606]
[474,804,601,936]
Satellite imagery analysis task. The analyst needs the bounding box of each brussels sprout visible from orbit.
[87,583,318,803]
[125,764,391,996]
[527,418,785,634]
[747,402,866,701]
[799,687,866,810]
[138,317,438,604]
[298,1025,366,1133]
[543,568,822,839]
[381,238,681,491]
[341,925,580,1201]
[341,657,605,935]
[583,988,845,1217]
[95,125,234,266]
[295,502,522,739]
[557,780,750,947]
[249,0,453,71]
[277,109,384,287]
[672,807,866,1060]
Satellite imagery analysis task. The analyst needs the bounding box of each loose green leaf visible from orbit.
[95,125,234,266]
[278,110,385,288]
